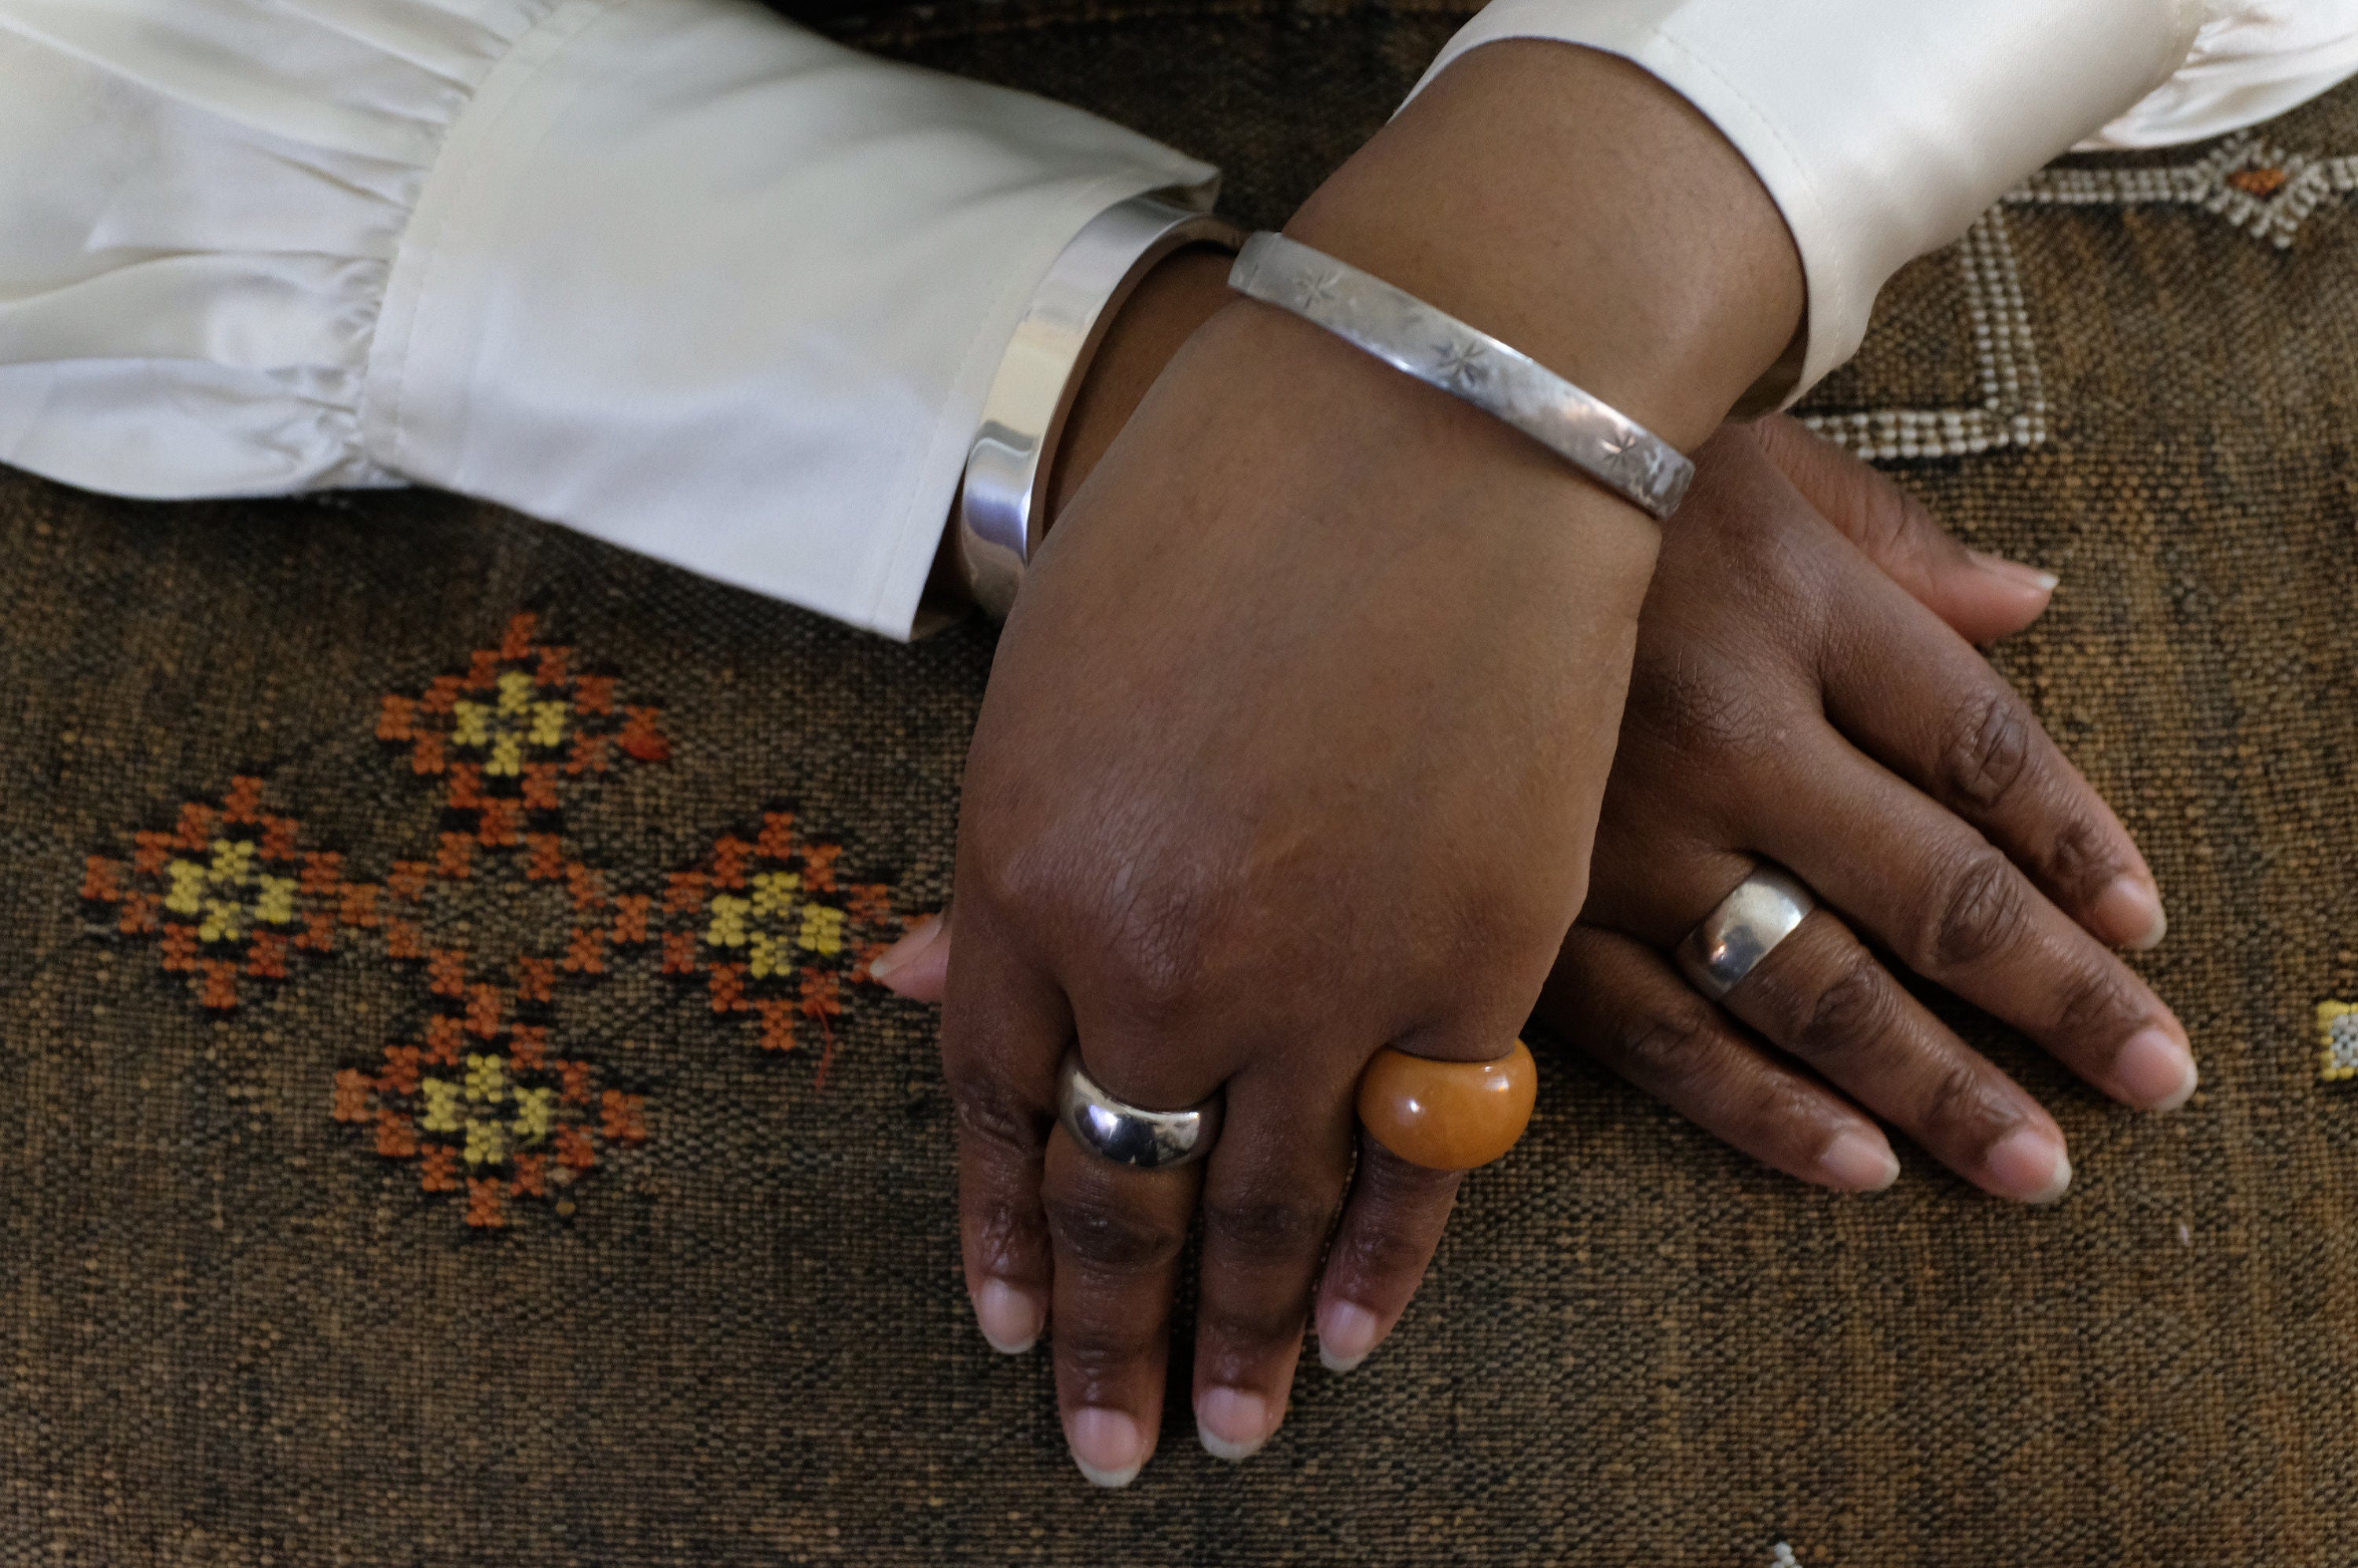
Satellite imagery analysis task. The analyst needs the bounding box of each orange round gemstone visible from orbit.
[1355,1038,1537,1171]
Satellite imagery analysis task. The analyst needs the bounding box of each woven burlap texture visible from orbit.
[4,4,2356,1562]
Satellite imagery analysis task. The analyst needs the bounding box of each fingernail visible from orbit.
[2114,1026,2198,1111]
[2092,876,2167,952]
[971,1278,1043,1355]
[865,913,940,984]
[1316,1302,1382,1373]
[1985,1126,2073,1205]
[1196,1386,1277,1462]
[1967,549,2060,593]
[1067,1407,1148,1489]
[1820,1129,1901,1192]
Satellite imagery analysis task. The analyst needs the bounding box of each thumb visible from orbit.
[868,907,953,1003]
[1751,414,2057,644]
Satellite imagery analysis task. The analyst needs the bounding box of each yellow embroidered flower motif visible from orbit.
[707,860,854,979]
[450,667,572,780]
[163,838,298,946]
[464,1052,508,1104]
[421,1078,464,1133]
[510,1085,555,1144]
[705,895,751,949]
[798,904,846,956]
[749,930,792,979]
[751,871,799,916]
[463,1118,508,1167]
[497,670,533,716]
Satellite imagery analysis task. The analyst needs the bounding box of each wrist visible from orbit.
[1044,244,1237,527]
[1282,40,1804,452]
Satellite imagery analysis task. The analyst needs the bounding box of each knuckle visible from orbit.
[1203,1191,1336,1259]
[1333,1155,1459,1280]
[1043,1188,1185,1277]
[1749,1078,1840,1141]
[1616,1002,1723,1085]
[1925,846,2030,969]
[968,1192,1044,1281]
[2051,964,2145,1045]
[1335,1210,1438,1285]
[2043,813,2124,905]
[947,1063,1044,1155]
[1941,691,2033,811]
[1196,1294,1308,1358]
[1056,1324,1151,1391]
[1787,948,1899,1063]
[1919,1059,1993,1133]
[1882,494,1952,579]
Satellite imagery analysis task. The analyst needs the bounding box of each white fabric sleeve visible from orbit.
[2085,0,2358,148]
[1405,0,2358,408]
[0,0,1214,638]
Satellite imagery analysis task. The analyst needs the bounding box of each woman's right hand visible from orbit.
[905,41,1808,1485]
[1542,417,2191,1201]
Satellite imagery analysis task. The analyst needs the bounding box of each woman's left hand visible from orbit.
[1544,416,2191,1203]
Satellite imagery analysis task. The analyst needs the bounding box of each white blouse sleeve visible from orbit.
[1406,0,2358,408]
[0,0,1212,637]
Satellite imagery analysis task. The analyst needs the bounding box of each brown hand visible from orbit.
[1546,417,2186,1203]
[914,42,1804,1485]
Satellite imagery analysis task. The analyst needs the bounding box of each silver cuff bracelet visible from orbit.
[1226,232,1694,520]
[957,194,1243,621]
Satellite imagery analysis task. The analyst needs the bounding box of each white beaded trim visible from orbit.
[2011,130,2358,251]
[1799,209,2046,464]
[1805,131,2358,465]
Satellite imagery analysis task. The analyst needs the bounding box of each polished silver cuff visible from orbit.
[1225,232,1694,520]
[957,194,1243,621]
[1056,1050,1223,1170]
[1673,865,1816,1001]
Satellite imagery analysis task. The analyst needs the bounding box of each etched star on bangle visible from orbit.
[1596,426,1642,476]
[1298,267,1346,312]
[1228,232,1695,519]
[1432,337,1489,392]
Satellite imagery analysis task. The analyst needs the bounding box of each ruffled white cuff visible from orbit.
[0,0,1212,637]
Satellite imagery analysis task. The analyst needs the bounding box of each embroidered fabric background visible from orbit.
[5,2,2358,1561]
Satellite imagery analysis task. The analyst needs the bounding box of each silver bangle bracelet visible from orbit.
[1226,232,1694,520]
[957,195,1243,621]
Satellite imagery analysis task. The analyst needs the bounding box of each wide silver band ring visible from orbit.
[1056,1050,1223,1170]
[1673,865,1817,1002]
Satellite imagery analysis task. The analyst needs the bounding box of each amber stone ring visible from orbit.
[1355,1039,1538,1172]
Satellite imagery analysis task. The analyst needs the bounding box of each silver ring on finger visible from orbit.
[1673,865,1817,1001]
[1056,1050,1224,1170]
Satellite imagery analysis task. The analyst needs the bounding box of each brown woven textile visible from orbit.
[6,5,2358,1562]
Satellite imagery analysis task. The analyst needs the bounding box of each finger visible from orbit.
[1313,1134,1464,1374]
[938,915,1066,1356]
[1820,578,2166,951]
[1717,900,2077,1203]
[1762,738,2194,1111]
[1187,1065,1354,1458]
[869,906,950,1001]
[1541,924,1899,1192]
[1749,415,2057,645]
[1041,1107,1202,1487]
